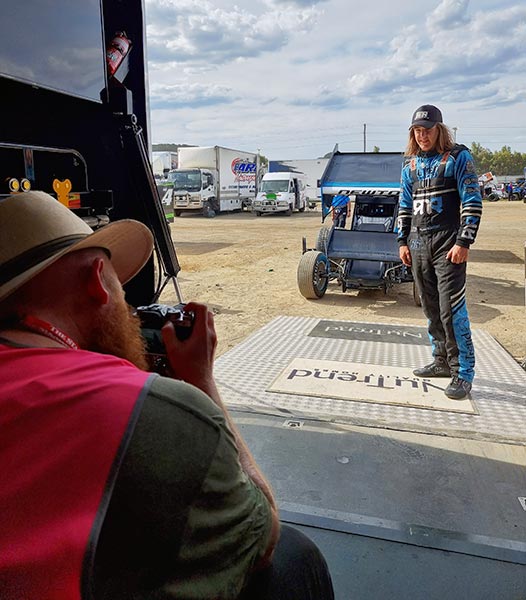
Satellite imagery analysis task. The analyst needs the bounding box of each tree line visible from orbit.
[468,144,525,178]
[362,144,525,176]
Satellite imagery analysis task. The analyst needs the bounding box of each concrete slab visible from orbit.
[233,411,526,558]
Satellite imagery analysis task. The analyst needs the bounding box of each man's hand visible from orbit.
[162,302,217,391]
[447,244,469,264]
[399,245,412,266]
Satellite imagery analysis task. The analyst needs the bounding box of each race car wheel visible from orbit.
[315,226,332,254]
[297,250,329,299]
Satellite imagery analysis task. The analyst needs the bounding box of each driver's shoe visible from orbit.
[444,376,472,400]
[413,358,450,378]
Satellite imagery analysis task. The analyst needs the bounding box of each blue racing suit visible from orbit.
[397,144,483,382]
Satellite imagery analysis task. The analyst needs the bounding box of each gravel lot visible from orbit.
[160,201,526,364]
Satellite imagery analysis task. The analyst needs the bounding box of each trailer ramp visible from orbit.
[215,317,526,599]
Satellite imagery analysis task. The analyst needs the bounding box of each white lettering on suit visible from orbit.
[413,198,434,215]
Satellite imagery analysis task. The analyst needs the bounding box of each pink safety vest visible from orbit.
[0,344,152,600]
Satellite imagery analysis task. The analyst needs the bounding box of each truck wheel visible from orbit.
[315,226,332,253]
[174,210,182,217]
[297,250,329,299]
[203,202,216,218]
[413,281,422,306]
[285,204,293,216]
[298,205,305,213]
[255,211,262,217]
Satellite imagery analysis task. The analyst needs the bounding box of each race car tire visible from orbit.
[298,251,329,299]
[315,226,332,254]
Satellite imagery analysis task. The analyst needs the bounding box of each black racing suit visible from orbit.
[398,144,483,383]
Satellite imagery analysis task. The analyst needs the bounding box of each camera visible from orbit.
[135,303,195,374]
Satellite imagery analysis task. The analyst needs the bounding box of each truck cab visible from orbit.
[167,168,217,216]
[253,171,306,216]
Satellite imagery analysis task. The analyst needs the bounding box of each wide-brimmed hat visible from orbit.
[410,104,443,129]
[0,191,154,302]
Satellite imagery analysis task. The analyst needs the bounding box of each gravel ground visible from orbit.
[160,201,526,364]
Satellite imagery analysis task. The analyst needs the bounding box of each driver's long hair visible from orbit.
[405,123,455,156]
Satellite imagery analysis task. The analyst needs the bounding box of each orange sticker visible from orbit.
[52,179,72,206]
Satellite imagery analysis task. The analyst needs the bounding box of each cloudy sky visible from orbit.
[144,0,526,159]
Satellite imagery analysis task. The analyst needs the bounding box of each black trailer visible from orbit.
[0,0,182,309]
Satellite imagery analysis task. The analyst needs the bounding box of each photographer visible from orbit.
[0,191,334,600]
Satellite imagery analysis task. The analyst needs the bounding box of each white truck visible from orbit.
[151,151,178,178]
[167,146,258,217]
[268,158,328,208]
[252,171,307,216]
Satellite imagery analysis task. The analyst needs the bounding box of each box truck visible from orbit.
[252,171,306,216]
[167,146,258,217]
[152,151,177,177]
[268,158,328,208]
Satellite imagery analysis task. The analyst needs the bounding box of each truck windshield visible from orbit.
[261,180,288,193]
[168,170,202,192]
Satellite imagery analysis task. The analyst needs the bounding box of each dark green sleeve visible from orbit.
[92,376,272,600]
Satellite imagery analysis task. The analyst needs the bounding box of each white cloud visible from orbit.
[145,0,318,67]
[428,0,469,28]
[149,82,237,109]
[145,0,526,157]
[346,1,526,106]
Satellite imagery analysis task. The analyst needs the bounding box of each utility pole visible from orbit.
[256,148,261,194]
[452,127,457,142]
[363,123,367,152]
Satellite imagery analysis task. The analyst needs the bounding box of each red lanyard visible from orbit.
[20,315,79,350]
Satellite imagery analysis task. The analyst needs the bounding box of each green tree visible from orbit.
[491,146,513,174]
[258,154,268,169]
[469,143,526,176]
[469,142,493,174]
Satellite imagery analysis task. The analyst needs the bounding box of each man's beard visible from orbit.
[89,298,149,371]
